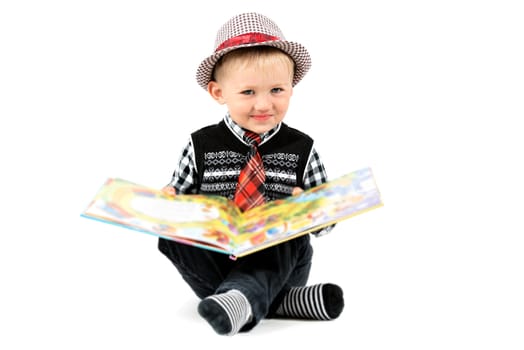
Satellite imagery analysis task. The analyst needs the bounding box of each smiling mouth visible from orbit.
[252,114,271,120]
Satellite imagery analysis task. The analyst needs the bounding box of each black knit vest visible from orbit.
[191,121,314,202]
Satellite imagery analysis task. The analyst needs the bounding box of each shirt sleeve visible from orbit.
[303,146,335,237]
[167,138,199,195]
[303,147,328,190]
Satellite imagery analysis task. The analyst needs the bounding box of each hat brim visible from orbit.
[195,40,311,90]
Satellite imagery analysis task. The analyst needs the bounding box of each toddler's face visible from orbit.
[208,57,293,134]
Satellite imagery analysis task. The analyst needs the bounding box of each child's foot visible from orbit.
[197,289,252,336]
[275,283,344,320]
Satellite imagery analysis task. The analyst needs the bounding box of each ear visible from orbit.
[207,81,226,104]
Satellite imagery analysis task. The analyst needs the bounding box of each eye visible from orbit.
[241,90,255,95]
[271,87,284,93]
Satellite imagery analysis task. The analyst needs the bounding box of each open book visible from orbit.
[81,167,383,258]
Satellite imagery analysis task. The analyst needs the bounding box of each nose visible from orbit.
[254,93,271,111]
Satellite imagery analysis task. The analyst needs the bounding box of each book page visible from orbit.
[82,178,243,252]
[232,168,383,256]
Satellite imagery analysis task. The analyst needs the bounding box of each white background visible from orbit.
[1,0,523,349]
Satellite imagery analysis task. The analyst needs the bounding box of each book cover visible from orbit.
[81,167,383,258]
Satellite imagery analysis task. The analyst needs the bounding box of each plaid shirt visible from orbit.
[168,114,332,235]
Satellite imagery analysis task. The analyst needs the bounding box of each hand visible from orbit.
[292,187,304,196]
[161,186,176,197]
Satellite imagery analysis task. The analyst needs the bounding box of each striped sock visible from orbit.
[275,283,344,320]
[197,289,252,336]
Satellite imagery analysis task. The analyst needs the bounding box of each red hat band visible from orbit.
[216,33,280,52]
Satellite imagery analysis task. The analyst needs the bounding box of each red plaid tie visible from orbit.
[234,131,265,211]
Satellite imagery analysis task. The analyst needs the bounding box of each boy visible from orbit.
[158,12,344,336]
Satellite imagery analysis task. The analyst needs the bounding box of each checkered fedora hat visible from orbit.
[196,12,312,90]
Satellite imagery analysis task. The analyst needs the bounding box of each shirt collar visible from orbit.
[224,113,281,146]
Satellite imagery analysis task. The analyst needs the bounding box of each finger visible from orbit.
[292,187,304,196]
[161,186,176,196]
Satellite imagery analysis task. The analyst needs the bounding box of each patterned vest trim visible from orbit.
[191,121,314,202]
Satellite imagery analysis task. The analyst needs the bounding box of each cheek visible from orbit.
[275,99,291,113]
[226,101,246,114]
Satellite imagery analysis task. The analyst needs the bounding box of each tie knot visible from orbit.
[244,131,261,146]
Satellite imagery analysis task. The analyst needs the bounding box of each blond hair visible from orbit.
[212,46,295,84]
